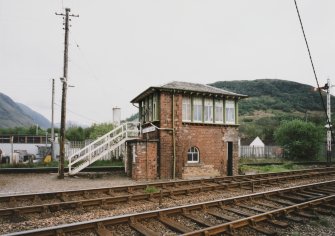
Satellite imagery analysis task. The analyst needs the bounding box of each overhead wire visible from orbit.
[54,102,99,124]
[293,0,334,141]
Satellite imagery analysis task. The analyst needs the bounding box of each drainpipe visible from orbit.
[172,93,176,179]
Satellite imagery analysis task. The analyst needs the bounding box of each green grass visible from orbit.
[0,160,61,168]
[310,217,331,228]
[145,186,159,194]
[291,232,300,236]
[239,157,283,164]
[91,160,124,167]
[239,162,298,174]
[0,159,123,168]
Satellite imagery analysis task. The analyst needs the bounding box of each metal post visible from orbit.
[10,136,13,164]
[326,78,332,166]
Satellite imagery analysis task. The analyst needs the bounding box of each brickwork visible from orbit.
[126,140,158,181]
[158,92,240,179]
[129,89,241,180]
[158,92,175,179]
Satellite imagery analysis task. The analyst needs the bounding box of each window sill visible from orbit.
[182,122,239,127]
[185,162,202,167]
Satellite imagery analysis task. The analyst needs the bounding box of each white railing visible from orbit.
[68,122,140,175]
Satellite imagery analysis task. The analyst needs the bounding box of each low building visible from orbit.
[127,81,247,180]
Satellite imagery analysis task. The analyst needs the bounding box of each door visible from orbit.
[227,142,233,176]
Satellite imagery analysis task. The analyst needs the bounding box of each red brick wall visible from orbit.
[158,92,240,179]
[126,140,158,181]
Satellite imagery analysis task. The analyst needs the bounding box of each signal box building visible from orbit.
[127,81,247,180]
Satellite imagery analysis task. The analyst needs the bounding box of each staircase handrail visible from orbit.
[68,122,140,173]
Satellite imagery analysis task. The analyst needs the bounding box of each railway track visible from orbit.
[5,180,335,236]
[0,168,335,212]
[1,167,335,219]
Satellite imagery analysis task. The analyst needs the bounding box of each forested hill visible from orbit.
[211,79,333,115]
[210,79,332,144]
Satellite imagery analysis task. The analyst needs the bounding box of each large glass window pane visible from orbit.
[204,98,213,123]
[215,99,223,123]
[153,94,158,120]
[182,97,191,121]
[193,97,203,122]
[225,100,235,124]
[148,96,152,121]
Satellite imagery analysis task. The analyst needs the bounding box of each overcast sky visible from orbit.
[1,0,334,126]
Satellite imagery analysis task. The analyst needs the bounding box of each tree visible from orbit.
[66,126,88,141]
[274,119,323,160]
[89,123,115,139]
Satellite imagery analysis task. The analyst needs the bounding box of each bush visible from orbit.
[274,120,323,160]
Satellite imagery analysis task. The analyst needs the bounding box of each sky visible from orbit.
[1,0,335,126]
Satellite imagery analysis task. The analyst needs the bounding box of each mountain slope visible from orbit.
[210,79,331,144]
[17,103,50,129]
[0,93,50,129]
[211,79,332,115]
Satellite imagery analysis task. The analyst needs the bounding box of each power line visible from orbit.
[54,102,99,123]
[294,0,334,164]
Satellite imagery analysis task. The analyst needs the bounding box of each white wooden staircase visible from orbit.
[68,122,140,175]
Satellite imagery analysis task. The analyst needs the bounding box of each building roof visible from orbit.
[249,136,265,147]
[131,81,248,103]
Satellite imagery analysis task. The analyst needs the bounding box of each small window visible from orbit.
[193,97,203,122]
[204,98,213,123]
[182,97,191,121]
[225,100,235,124]
[187,147,200,163]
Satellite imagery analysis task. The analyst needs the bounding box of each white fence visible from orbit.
[240,146,283,158]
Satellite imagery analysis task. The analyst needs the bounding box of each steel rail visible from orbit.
[0,169,335,218]
[1,167,334,203]
[4,180,335,236]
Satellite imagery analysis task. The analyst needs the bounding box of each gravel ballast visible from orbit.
[0,172,335,235]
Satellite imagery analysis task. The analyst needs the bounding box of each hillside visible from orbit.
[17,103,51,129]
[210,79,331,144]
[0,93,51,129]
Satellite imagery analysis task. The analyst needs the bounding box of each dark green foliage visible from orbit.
[65,126,89,141]
[124,113,139,122]
[88,123,115,140]
[274,120,323,160]
[0,122,117,142]
[211,79,333,114]
[0,126,47,136]
[211,79,331,144]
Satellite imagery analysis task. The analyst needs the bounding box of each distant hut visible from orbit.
[249,136,265,157]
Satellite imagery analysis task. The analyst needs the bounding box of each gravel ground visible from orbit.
[0,172,335,235]
[0,173,137,196]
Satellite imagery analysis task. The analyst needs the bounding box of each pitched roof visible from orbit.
[250,136,265,147]
[131,81,247,103]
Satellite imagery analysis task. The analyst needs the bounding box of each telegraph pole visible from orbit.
[56,8,79,179]
[51,78,55,160]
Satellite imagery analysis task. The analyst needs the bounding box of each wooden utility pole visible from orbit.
[51,78,55,160]
[56,8,79,179]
